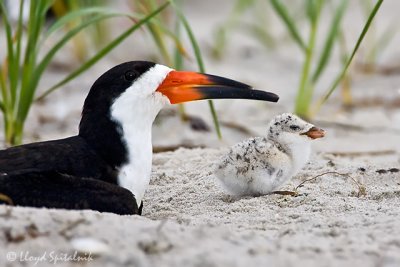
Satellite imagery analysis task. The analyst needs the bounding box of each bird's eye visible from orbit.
[124,70,136,81]
[290,125,300,131]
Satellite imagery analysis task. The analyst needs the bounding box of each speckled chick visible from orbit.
[214,113,325,196]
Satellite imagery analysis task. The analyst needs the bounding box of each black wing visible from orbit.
[0,171,139,215]
[0,136,118,184]
[0,136,142,215]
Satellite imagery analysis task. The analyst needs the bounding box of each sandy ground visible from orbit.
[1,0,400,266]
[1,147,400,267]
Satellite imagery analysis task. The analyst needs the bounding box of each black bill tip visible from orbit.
[195,86,279,102]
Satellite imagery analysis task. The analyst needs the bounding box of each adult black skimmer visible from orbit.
[214,113,325,196]
[0,61,279,215]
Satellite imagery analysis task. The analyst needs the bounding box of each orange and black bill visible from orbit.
[301,127,325,139]
[156,71,279,104]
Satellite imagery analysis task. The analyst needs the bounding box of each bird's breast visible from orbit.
[117,140,153,207]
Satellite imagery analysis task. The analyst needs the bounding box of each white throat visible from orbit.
[286,141,311,174]
[110,64,172,207]
[276,133,312,174]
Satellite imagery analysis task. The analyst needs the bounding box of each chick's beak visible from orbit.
[301,126,325,139]
[156,71,279,104]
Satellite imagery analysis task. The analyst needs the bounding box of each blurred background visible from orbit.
[0,0,399,159]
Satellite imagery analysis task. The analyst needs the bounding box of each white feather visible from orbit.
[111,64,172,206]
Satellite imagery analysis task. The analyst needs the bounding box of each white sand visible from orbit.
[1,143,400,267]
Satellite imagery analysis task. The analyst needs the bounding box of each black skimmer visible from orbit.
[214,113,325,196]
[0,61,279,215]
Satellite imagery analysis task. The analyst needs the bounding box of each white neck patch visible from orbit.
[110,64,173,207]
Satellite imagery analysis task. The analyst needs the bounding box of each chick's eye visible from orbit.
[124,70,136,81]
[290,125,300,131]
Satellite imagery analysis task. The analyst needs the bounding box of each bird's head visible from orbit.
[84,61,278,106]
[267,113,325,146]
[81,61,279,131]
[79,61,279,166]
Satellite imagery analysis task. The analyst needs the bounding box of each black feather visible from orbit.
[0,61,156,215]
[0,171,138,215]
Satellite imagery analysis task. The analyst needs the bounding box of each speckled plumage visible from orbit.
[214,113,324,196]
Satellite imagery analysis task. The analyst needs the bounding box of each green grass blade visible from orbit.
[43,7,141,41]
[306,0,315,22]
[36,13,123,82]
[148,20,188,60]
[306,0,325,23]
[146,21,173,65]
[14,1,48,143]
[0,66,8,110]
[172,7,187,120]
[138,0,191,64]
[317,0,383,107]
[20,8,135,120]
[173,17,184,70]
[171,6,204,72]
[171,0,222,139]
[45,7,117,36]
[0,1,13,105]
[17,0,53,125]
[294,0,324,118]
[359,0,374,16]
[26,0,51,59]
[11,0,25,108]
[312,0,347,82]
[207,100,222,139]
[36,1,170,101]
[144,0,173,64]
[270,0,307,52]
